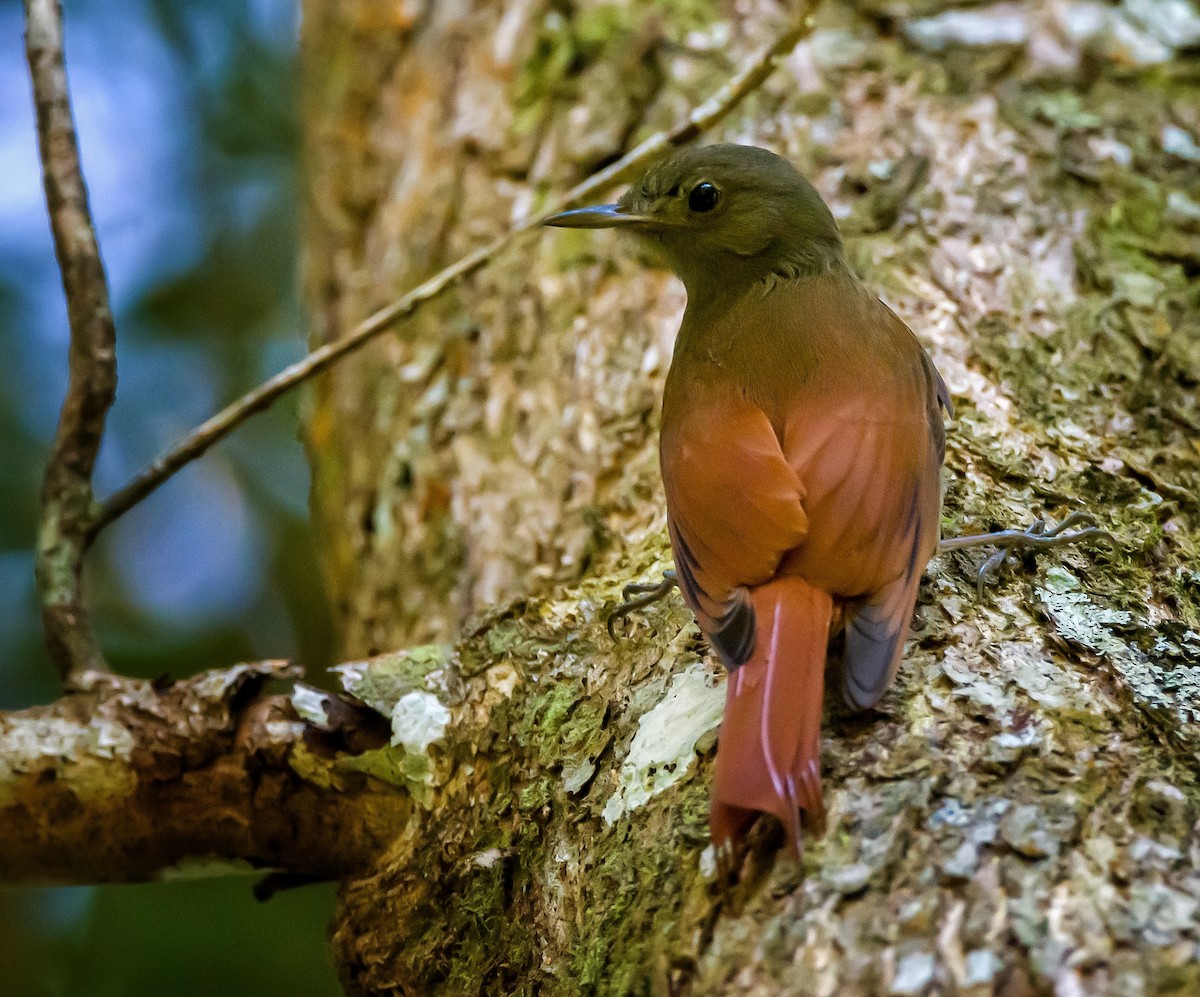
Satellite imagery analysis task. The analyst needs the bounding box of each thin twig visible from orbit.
[91,5,819,534]
[25,0,117,683]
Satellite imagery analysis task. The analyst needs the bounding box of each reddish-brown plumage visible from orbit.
[662,272,946,851]
[546,144,949,855]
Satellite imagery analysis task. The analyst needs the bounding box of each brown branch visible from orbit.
[24,0,118,683]
[0,662,406,885]
[90,5,819,534]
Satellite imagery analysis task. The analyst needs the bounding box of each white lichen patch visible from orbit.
[1038,568,1132,657]
[1,716,93,764]
[0,712,140,807]
[471,847,504,869]
[602,663,725,826]
[390,691,452,754]
[264,719,307,741]
[290,685,331,727]
[332,660,369,691]
[84,716,135,759]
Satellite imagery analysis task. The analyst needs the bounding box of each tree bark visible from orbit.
[301,0,711,653]
[6,0,1200,994]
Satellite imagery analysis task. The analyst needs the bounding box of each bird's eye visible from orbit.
[688,182,720,213]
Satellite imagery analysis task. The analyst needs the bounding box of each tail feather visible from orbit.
[710,577,833,855]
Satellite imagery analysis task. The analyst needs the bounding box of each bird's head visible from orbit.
[545,144,844,301]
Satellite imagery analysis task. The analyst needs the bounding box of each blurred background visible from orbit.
[0,0,339,992]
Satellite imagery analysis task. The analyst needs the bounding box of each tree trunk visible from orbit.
[300,0,716,653]
[5,1,1199,994]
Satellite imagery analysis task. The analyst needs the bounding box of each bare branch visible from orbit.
[91,5,819,533]
[25,0,118,683]
[0,662,406,885]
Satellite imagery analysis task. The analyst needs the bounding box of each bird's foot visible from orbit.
[606,570,679,641]
[939,511,1114,598]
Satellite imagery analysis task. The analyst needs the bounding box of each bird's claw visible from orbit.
[939,511,1115,599]
[606,570,679,642]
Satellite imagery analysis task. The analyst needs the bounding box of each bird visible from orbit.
[544,143,950,856]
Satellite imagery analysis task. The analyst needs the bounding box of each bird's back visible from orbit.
[662,268,945,618]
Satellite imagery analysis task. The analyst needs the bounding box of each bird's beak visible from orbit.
[543,203,657,229]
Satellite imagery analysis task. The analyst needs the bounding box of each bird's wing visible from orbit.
[660,399,809,667]
[831,316,948,707]
[835,423,941,708]
[776,355,944,710]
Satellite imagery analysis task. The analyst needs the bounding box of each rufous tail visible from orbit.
[710,576,833,856]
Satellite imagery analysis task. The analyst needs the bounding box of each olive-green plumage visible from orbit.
[547,144,949,853]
